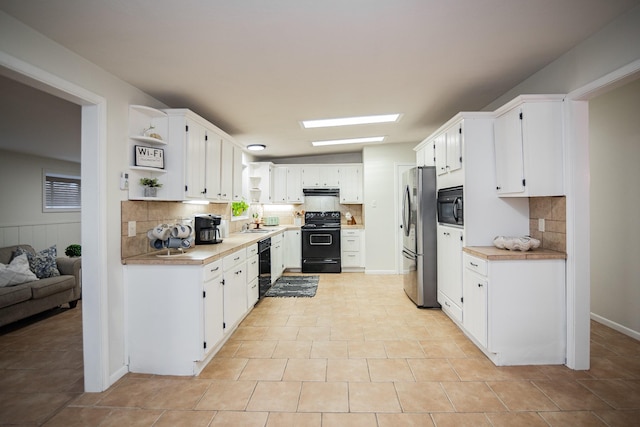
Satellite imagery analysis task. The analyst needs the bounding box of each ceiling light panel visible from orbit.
[312,136,385,147]
[301,114,401,129]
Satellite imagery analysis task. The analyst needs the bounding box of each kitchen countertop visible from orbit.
[463,246,567,260]
[123,226,292,266]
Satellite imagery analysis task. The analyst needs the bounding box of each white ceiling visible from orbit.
[1,0,639,160]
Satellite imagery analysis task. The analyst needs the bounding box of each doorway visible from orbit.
[0,52,108,392]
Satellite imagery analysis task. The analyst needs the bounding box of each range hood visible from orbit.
[303,188,340,196]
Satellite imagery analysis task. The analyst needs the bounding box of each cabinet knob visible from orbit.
[477,283,483,287]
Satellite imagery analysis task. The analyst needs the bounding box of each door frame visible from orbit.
[0,52,109,391]
[564,58,640,369]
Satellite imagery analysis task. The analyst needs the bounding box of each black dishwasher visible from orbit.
[258,237,271,299]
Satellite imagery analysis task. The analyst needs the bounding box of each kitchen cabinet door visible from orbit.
[285,229,301,269]
[494,107,525,194]
[271,232,284,281]
[436,225,463,323]
[494,96,564,197]
[203,262,223,356]
[184,120,207,199]
[204,133,222,201]
[302,165,340,187]
[462,264,487,347]
[445,124,462,173]
[223,250,247,332]
[232,144,244,201]
[219,139,234,201]
[435,133,448,176]
[286,166,304,203]
[271,166,288,203]
[339,165,363,204]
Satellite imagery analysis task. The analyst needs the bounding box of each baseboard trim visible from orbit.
[109,365,129,388]
[590,313,640,341]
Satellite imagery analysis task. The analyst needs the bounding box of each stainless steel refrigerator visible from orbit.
[401,166,439,308]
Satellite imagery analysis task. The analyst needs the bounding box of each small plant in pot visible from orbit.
[231,200,249,217]
[140,177,162,197]
[64,244,81,257]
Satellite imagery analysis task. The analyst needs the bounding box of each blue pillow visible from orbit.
[13,245,60,279]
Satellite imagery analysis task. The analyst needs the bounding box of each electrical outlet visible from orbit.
[128,221,136,237]
[538,218,545,232]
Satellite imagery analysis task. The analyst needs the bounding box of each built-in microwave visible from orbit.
[437,186,463,226]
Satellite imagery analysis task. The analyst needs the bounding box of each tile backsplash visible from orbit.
[529,196,566,253]
[121,201,231,259]
[121,200,364,260]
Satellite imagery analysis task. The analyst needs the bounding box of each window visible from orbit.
[43,171,81,212]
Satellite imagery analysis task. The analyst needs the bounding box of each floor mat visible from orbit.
[265,275,319,298]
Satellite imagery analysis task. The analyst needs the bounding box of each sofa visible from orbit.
[0,244,81,328]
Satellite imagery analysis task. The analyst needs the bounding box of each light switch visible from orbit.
[128,221,136,237]
[538,218,545,232]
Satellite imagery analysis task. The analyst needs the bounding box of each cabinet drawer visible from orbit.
[342,252,361,267]
[342,236,360,252]
[203,259,222,282]
[463,253,487,276]
[223,249,246,271]
[246,244,258,257]
[438,290,462,324]
[247,254,259,280]
[342,229,360,237]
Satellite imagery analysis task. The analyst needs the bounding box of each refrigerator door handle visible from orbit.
[403,185,411,237]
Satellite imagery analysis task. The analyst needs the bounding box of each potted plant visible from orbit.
[64,244,81,257]
[231,200,249,217]
[140,177,162,197]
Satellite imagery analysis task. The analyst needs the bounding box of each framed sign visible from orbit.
[134,145,164,169]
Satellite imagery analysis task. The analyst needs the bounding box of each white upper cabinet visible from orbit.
[302,165,340,187]
[271,166,288,203]
[494,95,564,197]
[162,108,243,202]
[285,166,304,203]
[339,164,363,204]
[232,145,244,201]
[416,139,435,167]
[434,125,461,177]
[184,120,207,199]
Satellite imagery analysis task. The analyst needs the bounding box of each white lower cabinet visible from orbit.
[341,229,365,270]
[247,244,259,308]
[462,252,566,365]
[285,229,301,270]
[223,249,247,333]
[437,225,464,323]
[271,232,284,282]
[125,259,223,375]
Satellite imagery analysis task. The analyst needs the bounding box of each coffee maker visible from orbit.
[194,214,223,244]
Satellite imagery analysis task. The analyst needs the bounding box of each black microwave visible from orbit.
[437,186,463,226]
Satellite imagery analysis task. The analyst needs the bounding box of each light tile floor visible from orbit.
[1,273,639,426]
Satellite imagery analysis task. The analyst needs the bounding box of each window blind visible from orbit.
[45,173,81,210]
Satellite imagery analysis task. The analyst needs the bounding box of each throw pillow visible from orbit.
[0,253,39,287]
[13,245,60,279]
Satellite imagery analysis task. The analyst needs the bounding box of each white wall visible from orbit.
[363,142,415,273]
[0,150,81,251]
[589,79,640,335]
[484,6,640,110]
[1,11,168,385]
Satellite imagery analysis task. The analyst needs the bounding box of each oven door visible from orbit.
[302,229,341,259]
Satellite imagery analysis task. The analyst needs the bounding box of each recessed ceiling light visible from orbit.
[312,136,385,147]
[247,144,266,151]
[301,114,401,129]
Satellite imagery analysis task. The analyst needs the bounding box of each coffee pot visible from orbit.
[194,214,223,244]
